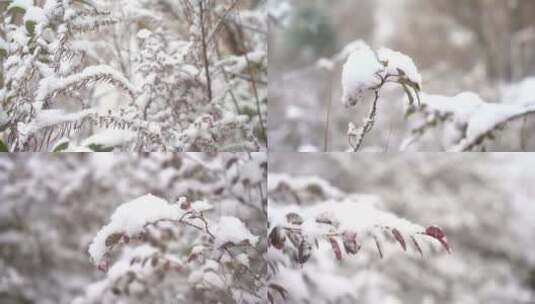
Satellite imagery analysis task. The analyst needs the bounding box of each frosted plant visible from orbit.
[78,194,262,303]
[266,174,450,303]
[340,41,535,152]
[0,153,267,303]
[341,43,422,151]
[403,92,535,151]
[0,0,267,151]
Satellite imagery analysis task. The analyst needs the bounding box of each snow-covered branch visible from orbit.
[341,43,421,151]
[404,92,535,151]
[267,173,450,303]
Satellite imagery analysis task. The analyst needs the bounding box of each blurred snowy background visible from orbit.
[268,0,535,151]
[268,153,535,303]
[0,153,267,304]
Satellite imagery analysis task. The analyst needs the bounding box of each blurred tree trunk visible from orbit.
[426,0,535,82]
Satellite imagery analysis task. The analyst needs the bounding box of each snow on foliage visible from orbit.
[81,128,137,151]
[88,194,186,265]
[338,40,535,152]
[0,0,267,151]
[341,42,422,151]
[85,192,263,302]
[0,153,267,303]
[341,44,384,108]
[267,173,450,303]
[404,92,535,151]
[377,47,422,89]
[214,216,259,248]
[36,65,138,107]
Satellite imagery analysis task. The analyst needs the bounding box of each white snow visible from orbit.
[214,216,258,248]
[106,245,159,281]
[270,198,424,239]
[17,109,95,136]
[502,77,535,106]
[88,194,184,264]
[23,6,47,24]
[267,173,345,199]
[82,129,137,149]
[136,29,152,40]
[0,37,8,52]
[377,48,421,87]
[239,153,266,185]
[36,65,137,106]
[217,50,266,74]
[203,271,225,289]
[420,92,535,151]
[190,200,213,212]
[341,44,384,107]
[421,92,483,125]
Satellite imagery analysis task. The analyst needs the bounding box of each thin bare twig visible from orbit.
[199,1,213,101]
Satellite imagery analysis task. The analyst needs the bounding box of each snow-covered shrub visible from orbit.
[340,41,535,152]
[266,173,450,303]
[341,42,421,151]
[268,153,535,304]
[0,0,266,151]
[79,194,262,303]
[0,153,267,303]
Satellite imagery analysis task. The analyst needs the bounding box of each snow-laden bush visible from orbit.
[0,0,266,151]
[340,41,535,152]
[0,153,267,303]
[79,194,262,304]
[266,173,450,303]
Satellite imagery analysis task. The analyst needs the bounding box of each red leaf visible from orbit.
[329,237,342,261]
[342,231,360,255]
[425,226,445,239]
[425,226,451,253]
[392,228,406,251]
[411,236,423,257]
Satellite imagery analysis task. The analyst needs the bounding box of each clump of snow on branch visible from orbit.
[340,42,422,151]
[377,47,422,89]
[214,216,258,248]
[341,44,384,108]
[88,194,187,266]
